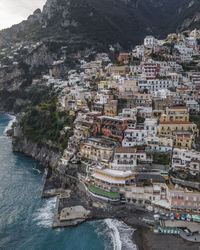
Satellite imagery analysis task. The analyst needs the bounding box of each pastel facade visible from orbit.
[122,119,157,147]
[146,136,173,152]
[112,147,137,170]
[104,100,118,117]
[109,66,130,75]
[157,121,199,138]
[118,80,138,94]
[166,186,200,212]
[174,134,194,150]
[159,106,189,122]
[172,148,200,172]
[144,36,157,49]
[138,79,173,93]
[92,169,135,193]
[80,138,114,163]
[93,116,127,141]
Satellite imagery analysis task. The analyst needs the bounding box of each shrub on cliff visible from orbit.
[21,96,75,152]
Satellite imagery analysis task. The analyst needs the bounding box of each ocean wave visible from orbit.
[33,197,56,228]
[3,115,16,135]
[104,219,138,250]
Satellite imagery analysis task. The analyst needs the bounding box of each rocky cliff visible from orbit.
[1,0,200,115]
[13,125,61,168]
[12,119,84,190]
[1,0,200,49]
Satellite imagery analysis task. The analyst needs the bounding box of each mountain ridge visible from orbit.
[0,0,200,49]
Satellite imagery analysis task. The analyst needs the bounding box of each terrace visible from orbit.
[88,184,120,200]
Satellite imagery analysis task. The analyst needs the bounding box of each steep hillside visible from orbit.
[0,0,200,49]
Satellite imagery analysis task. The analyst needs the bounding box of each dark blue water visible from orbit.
[0,114,112,250]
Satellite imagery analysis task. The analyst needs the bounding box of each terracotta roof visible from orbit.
[170,106,187,110]
[160,121,192,124]
[115,147,136,153]
[137,150,146,153]
[176,134,191,138]
[177,88,187,90]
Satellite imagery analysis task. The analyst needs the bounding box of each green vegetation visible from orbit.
[21,96,75,152]
[153,153,171,165]
[197,39,200,45]
[137,116,145,124]
[181,61,200,71]
[190,111,200,145]
[190,111,200,130]
[88,184,120,199]
[0,85,51,113]
[150,53,167,61]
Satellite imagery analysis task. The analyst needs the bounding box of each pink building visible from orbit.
[167,186,200,212]
[118,80,138,94]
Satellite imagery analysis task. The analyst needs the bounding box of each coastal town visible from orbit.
[51,29,200,242]
[3,1,200,250]
[3,28,200,244]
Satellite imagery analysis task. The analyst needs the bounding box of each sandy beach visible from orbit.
[133,227,200,250]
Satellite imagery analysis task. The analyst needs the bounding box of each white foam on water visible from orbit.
[104,219,138,250]
[32,167,42,174]
[33,197,56,228]
[4,115,16,135]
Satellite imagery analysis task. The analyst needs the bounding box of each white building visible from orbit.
[185,100,200,112]
[144,36,157,49]
[172,148,200,172]
[112,148,137,170]
[146,136,173,152]
[122,119,157,147]
[132,45,145,58]
[138,79,174,93]
[119,108,137,119]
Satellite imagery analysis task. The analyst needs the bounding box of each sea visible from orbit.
[0,114,137,250]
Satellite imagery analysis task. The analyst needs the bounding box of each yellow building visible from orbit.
[76,98,87,109]
[109,66,130,75]
[92,169,135,192]
[160,106,189,122]
[80,138,114,164]
[167,33,178,42]
[174,134,194,150]
[104,100,118,117]
[98,81,108,90]
[157,121,199,138]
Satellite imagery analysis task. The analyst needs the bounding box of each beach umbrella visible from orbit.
[170,213,174,220]
[175,213,180,220]
[180,214,186,220]
[186,214,192,221]
[192,215,199,222]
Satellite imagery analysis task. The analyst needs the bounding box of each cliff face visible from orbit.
[1,0,200,115]
[1,0,200,49]
[13,125,61,168]
[12,125,84,189]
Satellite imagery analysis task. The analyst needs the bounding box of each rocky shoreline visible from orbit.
[7,120,200,250]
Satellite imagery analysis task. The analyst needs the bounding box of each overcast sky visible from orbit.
[0,0,46,30]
